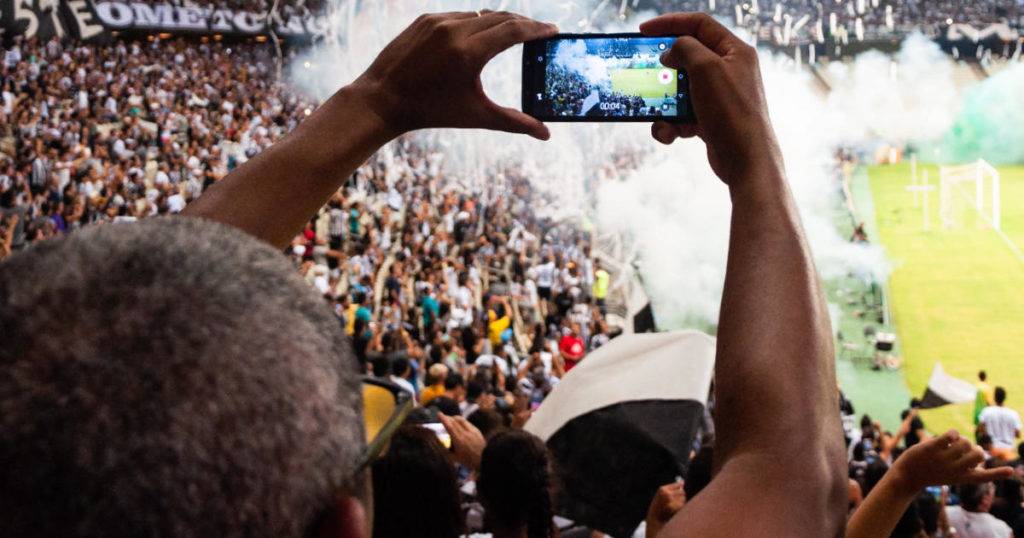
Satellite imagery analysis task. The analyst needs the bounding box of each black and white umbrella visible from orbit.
[524,330,716,537]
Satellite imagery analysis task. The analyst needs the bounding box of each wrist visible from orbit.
[887,461,923,499]
[344,76,407,139]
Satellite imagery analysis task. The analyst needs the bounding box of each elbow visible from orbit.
[821,437,851,538]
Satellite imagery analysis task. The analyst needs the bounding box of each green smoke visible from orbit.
[935,63,1024,165]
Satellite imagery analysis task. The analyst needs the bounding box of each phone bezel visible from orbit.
[521,32,694,123]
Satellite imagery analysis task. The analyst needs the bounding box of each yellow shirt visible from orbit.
[420,384,445,406]
[977,381,995,405]
[593,269,610,300]
[488,310,511,346]
[344,304,359,335]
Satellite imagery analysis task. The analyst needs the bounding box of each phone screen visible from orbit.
[522,33,693,122]
[420,423,452,449]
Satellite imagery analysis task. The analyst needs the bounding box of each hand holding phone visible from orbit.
[354,11,558,139]
[437,413,485,471]
[522,33,694,122]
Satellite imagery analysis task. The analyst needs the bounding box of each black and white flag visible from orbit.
[525,330,716,537]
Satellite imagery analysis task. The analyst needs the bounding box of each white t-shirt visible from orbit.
[979,405,1022,449]
[535,262,555,288]
[166,193,186,213]
[945,506,1012,538]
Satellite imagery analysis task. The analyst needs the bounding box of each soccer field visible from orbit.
[610,68,675,98]
[869,162,1024,436]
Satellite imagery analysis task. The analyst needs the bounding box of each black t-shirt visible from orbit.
[904,415,925,447]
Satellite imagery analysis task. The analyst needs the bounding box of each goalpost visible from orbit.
[939,159,1001,231]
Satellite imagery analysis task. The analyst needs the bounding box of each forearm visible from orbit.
[182,83,396,248]
[845,469,917,538]
[711,155,846,528]
[715,157,840,458]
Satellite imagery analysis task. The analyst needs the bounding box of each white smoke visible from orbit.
[289,0,651,218]
[824,33,961,144]
[552,39,611,86]
[596,50,890,329]
[291,2,993,330]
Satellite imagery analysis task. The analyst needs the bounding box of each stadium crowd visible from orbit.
[0,35,317,255]
[647,0,1023,44]
[4,8,1024,538]
[543,65,653,117]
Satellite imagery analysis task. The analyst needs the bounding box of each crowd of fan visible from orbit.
[841,375,1024,537]
[6,27,1024,537]
[0,35,318,256]
[543,65,652,117]
[647,0,1023,44]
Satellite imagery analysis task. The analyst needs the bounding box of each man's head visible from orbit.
[0,217,367,537]
[995,386,1007,406]
[958,482,995,513]
[979,370,987,382]
[444,372,466,402]
[391,356,410,379]
[427,362,448,386]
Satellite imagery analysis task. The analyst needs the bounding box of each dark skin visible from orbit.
[644,13,847,537]
[185,10,848,537]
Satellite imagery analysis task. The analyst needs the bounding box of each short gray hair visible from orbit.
[0,217,365,537]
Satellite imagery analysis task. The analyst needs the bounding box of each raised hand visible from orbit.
[438,412,486,471]
[640,13,781,185]
[354,11,558,140]
[890,429,1013,494]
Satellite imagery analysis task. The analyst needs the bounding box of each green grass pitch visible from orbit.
[610,68,676,98]
[868,162,1024,436]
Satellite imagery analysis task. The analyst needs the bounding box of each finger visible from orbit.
[934,429,960,448]
[639,12,739,56]
[661,36,721,75]
[425,11,481,22]
[450,415,471,432]
[952,446,986,470]
[472,19,559,63]
[481,101,551,140]
[947,437,974,458]
[437,412,455,434]
[961,466,1015,485]
[458,10,518,35]
[675,123,701,139]
[652,121,678,144]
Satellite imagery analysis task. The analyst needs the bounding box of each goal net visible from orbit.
[939,159,1002,231]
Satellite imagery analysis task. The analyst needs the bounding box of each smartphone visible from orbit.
[522,33,694,122]
[420,422,452,449]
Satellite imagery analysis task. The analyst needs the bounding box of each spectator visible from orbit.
[421,362,450,406]
[947,482,1013,537]
[978,387,1023,459]
[371,426,464,538]
[390,357,417,399]
[477,430,556,538]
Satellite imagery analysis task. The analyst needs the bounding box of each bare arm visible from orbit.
[642,13,846,536]
[846,430,1011,538]
[183,11,556,248]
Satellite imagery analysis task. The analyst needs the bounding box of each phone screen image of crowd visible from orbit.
[542,37,680,118]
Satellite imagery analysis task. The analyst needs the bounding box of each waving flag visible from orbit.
[525,330,716,537]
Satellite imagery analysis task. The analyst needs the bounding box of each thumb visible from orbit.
[481,99,551,141]
[662,35,719,73]
[438,412,454,433]
[963,466,1014,484]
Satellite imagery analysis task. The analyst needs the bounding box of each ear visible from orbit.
[315,494,369,538]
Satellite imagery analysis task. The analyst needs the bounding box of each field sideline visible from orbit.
[868,162,1024,436]
[609,67,675,98]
